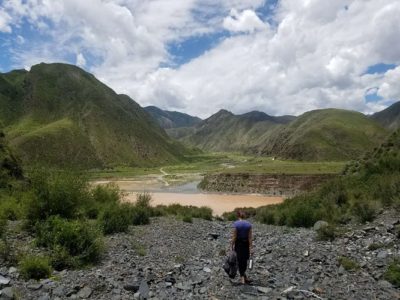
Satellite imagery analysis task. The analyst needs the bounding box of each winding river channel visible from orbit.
[93,172,284,216]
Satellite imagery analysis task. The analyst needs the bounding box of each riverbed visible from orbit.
[93,175,284,216]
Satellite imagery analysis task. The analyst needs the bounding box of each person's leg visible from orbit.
[236,240,248,284]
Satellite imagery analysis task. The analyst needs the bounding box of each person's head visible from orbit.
[236,210,246,220]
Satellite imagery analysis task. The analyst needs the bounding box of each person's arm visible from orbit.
[231,228,237,250]
[248,227,253,255]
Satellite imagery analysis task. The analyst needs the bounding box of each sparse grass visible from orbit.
[19,255,52,280]
[338,256,360,271]
[368,243,385,251]
[384,260,400,287]
[316,225,336,241]
[182,215,193,223]
[132,242,147,256]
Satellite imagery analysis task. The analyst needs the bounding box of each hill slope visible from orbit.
[258,109,388,161]
[144,106,201,129]
[0,132,23,188]
[181,110,293,152]
[371,101,400,130]
[0,63,186,168]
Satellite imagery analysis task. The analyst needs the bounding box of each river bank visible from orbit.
[2,211,400,299]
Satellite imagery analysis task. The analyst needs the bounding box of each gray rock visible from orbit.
[0,287,14,300]
[0,276,10,288]
[37,294,50,300]
[199,287,207,294]
[77,286,92,299]
[209,233,219,240]
[28,283,43,290]
[313,221,329,231]
[7,268,16,275]
[52,286,65,297]
[138,280,149,299]
[378,280,393,288]
[203,267,211,273]
[175,282,191,291]
[133,292,140,299]
[123,283,140,292]
[377,250,389,259]
[257,286,272,294]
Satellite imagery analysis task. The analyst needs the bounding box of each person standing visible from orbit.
[231,210,253,284]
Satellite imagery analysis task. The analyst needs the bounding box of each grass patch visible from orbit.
[367,243,385,251]
[182,215,193,223]
[385,260,400,287]
[19,255,52,280]
[132,242,147,257]
[338,256,360,271]
[36,216,103,268]
[316,224,336,241]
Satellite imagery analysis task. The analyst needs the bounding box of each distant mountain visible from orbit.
[257,109,388,161]
[181,109,294,152]
[371,101,400,130]
[0,63,187,168]
[144,106,201,129]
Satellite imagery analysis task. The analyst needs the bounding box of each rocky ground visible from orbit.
[1,212,400,300]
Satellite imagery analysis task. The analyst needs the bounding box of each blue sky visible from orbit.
[0,0,399,117]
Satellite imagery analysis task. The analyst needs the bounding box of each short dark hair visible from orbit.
[236,210,246,219]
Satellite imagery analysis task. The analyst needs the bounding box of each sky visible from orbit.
[0,0,400,118]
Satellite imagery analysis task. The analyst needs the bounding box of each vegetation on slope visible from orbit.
[144,106,202,129]
[371,101,400,130]
[181,109,292,152]
[254,130,400,227]
[0,63,187,168]
[258,109,388,161]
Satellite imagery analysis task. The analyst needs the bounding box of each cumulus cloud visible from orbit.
[1,0,400,118]
[223,9,269,33]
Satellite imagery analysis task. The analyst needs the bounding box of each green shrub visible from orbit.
[129,206,151,226]
[367,243,385,251]
[0,239,9,261]
[91,183,121,205]
[338,256,359,271]
[19,255,52,280]
[136,193,152,208]
[222,212,237,222]
[191,206,212,221]
[25,170,90,225]
[0,218,6,239]
[384,260,400,287]
[36,216,103,266]
[0,196,23,220]
[316,225,336,241]
[256,206,277,225]
[352,199,379,223]
[182,214,193,223]
[98,204,131,234]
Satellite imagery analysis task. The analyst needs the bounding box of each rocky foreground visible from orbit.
[1,212,400,300]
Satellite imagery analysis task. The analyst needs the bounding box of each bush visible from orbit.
[136,193,152,208]
[0,218,6,239]
[91,183,121,205]
[25,170,90,225]
[129,206,151,226]
[153,204,213,221]
[352,199,379,223]
[98,204,131,234]
[182,214,193,223]
[338,256,359,271]
[36,216,103,266]
[0,196,23,220]
[19,255,52,280]
[316,225,336,241]
[256,206,277,225]
[191,206,212,221]
[385,260,400,287]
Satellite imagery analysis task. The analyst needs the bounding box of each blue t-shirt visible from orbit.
[233,220,252,240]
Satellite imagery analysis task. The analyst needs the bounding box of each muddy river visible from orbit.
[93,175,284,216]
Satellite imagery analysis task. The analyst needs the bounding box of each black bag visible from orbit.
[223,250,238,279]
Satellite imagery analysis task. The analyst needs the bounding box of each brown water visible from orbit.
[93,177,284,216]
[125,192,283,216]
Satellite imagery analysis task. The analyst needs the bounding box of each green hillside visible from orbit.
[258,109,388,161]
[181,109,292,152]
[0,132,23,188]
[371,101,400,130]
[0,63,187,168]
[144,106,201,129]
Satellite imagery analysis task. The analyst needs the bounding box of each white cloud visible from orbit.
[378,66,400,100]
[223,9,269,33]
[2,0,400,118]
[0,10,12,32]
[76,53,86,68]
